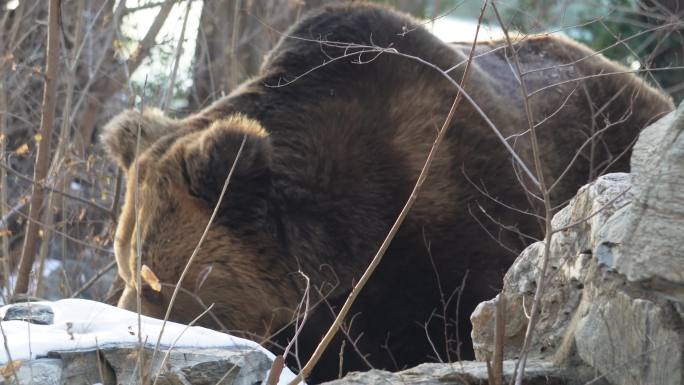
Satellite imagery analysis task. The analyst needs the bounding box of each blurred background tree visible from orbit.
[504,0,683,101]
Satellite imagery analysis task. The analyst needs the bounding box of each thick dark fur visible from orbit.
[101,3,673,382]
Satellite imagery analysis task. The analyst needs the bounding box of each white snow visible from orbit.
[0,298,300,385]
[429,17,505,43]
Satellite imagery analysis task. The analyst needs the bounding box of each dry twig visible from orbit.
[490,3,553,384]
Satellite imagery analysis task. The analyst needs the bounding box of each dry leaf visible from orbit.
[0,229,11,237]
[15,143,29,155]
[141,264,161,292]
[0,360,21,379]
[112,39,123,50]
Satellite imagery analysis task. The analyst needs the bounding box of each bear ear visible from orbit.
[101,108,179,169]
[179,114,271,204]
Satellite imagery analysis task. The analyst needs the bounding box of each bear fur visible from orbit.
[101,3,673,382]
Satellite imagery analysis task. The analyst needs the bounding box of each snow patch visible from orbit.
[0,298,299,385]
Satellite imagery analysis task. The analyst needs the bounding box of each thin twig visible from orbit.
[133,75,150,385]
[0,162,114,217]
[268,272,311,385]
[493,293,505,385]
[0,200,113,254]
[529,66,684,98]
[70,260,117,298]
[520,22,677,76]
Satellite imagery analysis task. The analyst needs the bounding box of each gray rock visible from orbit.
[0,359,63,385]
[611,103,684,284]
[5,346,272,385]
[3,302,54,325]
[470,104,684,385]
[574,290,682,385]
[322,360,570,385]
[630,106,680,176]
[471,173,633,362]
[57,349,116,385]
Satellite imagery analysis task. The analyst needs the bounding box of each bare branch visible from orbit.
[0,162,114,217]
[70,260,117,299]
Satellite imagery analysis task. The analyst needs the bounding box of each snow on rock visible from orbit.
[0,298,300,385]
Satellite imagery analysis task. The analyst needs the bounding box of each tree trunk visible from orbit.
[190,0,326,108]
[14,0,62,295]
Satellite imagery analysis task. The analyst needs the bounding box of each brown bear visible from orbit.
[101,3,673,383]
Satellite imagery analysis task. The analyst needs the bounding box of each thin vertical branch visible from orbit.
[492,293,505,385]
[490,3,554,385]
[53,0,86,299]
[0,64,10,301]
[33,204,52,297]
[0,4,10,300]
[160,0,193,110]
[267,272,311,385]
[14,0,62,295]
[134,77,149,385]
[229,0,242,90]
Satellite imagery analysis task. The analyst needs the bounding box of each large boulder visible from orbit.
[470,103,684,385]
[602,104,684,283]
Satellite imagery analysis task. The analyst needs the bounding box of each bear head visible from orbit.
[101,108,298,336]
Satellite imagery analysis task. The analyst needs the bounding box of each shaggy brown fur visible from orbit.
[101,3,673,382]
